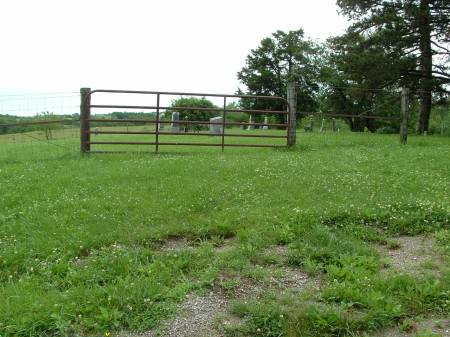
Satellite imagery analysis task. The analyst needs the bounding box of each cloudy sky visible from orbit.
[0,0,348,96]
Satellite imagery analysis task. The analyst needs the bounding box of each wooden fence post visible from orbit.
[400,87,409,145]
[80,88,91,153]
[287,81,297,146]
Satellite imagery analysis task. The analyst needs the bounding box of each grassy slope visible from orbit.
[0,132,449,336]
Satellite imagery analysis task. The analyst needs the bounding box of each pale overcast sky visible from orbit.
[0,0,348,97]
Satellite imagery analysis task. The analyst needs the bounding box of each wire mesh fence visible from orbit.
[0,92,81,162]
[0,120,80,162]
[0,92,79,116]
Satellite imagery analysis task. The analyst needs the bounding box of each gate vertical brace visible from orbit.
[222,97,226,152]
[80,87,91,153]
[400,87,409,145]
[156,93,160,153]
[287,82,297,146]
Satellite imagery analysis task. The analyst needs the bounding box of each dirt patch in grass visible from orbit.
[271,245,289,258]
[141,293,229,337]
[371,317,450,337]
[377,236,442,275]
[159,236,236,253]
[138,237,444,337]
[125,286,250,337]
[142,269,318,337]
[248,244,322,298]
[263,245,322,291]
[267,266,321,292]
[159,236,192,252]
[127,245,319,337]
[216,271,263,298]
[214,241,236,253]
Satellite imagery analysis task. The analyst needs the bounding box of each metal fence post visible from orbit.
[80,88,91,153]
[222,97,226,152]
[400,87,409,145]
[156,93,160,153]
[287,82,297,146]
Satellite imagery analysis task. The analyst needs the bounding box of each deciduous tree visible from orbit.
[237,29,320,121]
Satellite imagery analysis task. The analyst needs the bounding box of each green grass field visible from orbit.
[0,130,449,337]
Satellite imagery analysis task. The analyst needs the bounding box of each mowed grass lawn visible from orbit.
[0,131,449,337]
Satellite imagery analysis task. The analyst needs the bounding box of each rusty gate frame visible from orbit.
[80,89,292,153]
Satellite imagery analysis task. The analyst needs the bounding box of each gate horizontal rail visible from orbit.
[91,105,288,115]
[81,88,291,153]
[88,141,286,148]
[88,119,287,127]
[89,131,287,138]
[88,89,286,100]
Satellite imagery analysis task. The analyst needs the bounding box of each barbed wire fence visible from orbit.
[0,92,81,161]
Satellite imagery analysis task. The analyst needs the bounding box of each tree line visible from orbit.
[237,0,449,134]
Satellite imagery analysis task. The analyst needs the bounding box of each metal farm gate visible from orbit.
[80,89,293,153]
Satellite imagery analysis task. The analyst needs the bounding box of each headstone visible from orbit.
[171,112,179,133]
[247,115,254,130]
[262,116,269,130]
[320,118,325,132]
[304,117,313,132]
[184,116,189,133]
[209,116,223,134]
[158,113,164,130]
[239,124,245,130]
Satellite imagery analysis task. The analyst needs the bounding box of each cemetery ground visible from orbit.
[0,131,449,337]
